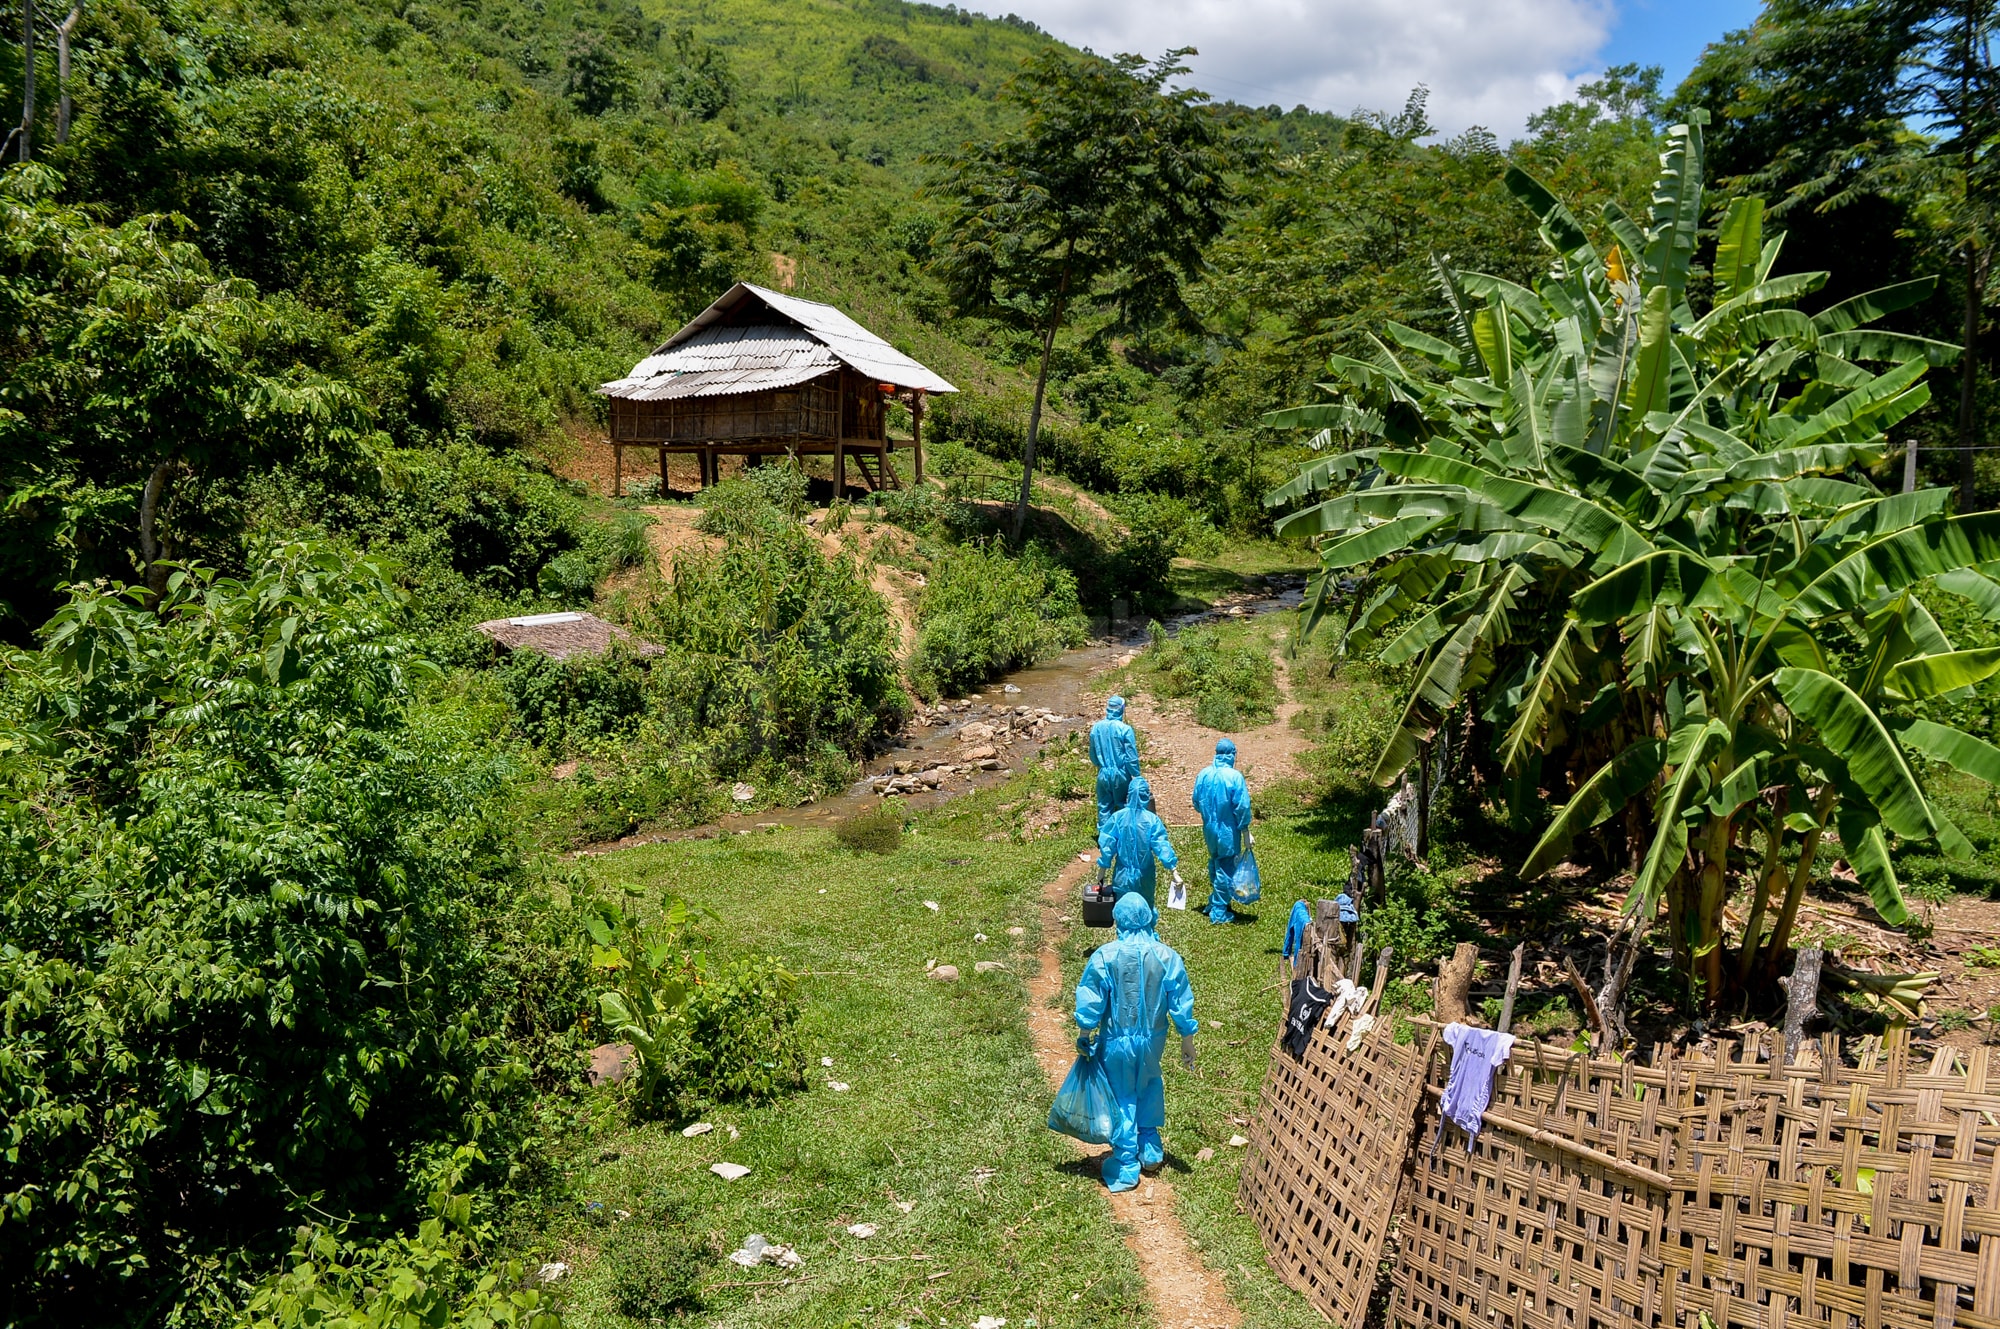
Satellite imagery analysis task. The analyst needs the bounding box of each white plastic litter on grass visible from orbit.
[711,1162,752,1181]
[1227,1135,1249,1148]
[536,1262,570,1283]
[895,1200,916,1213]
[821,1057,835,1067]
[846,1223,878,1238]
[682,1122,714,1137]
[974,1317,1009,1328]
[828,1081,850,1092]
[923,900,939,911]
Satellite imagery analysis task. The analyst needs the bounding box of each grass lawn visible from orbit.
[540,789,1149,1327]
[525,770,1362,1328]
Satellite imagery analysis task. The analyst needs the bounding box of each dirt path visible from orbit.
[1119,649,1306,826]
[1027,855,1243,1329]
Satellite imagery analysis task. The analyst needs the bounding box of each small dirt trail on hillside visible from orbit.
[1025,637,1309,1327]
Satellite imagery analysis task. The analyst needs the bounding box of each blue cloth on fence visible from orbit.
[1283,900,1312,959]
[1074,893,1198,1191]
[1337,893,1358,924]
[1096,776,1176,908]
[1193,739,1254,923]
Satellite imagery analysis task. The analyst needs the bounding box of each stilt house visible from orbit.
[599,283,957,496]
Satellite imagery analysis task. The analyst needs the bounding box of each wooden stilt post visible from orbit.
[1496,942,1526,1035]
[833,437,845,500]
[613,443,622,499]
[658,446,668,498]
[912,390,925,484]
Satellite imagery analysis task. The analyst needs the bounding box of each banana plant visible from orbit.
[1266,110,2000,1012]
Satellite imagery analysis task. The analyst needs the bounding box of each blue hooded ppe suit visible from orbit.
[1088,696,1142,835]
[1097,775,1177,908]
[1074,893,1198,1191]
[1192,738,1254,924]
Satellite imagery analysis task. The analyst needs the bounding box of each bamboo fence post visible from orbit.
[1496,943,1526,1034]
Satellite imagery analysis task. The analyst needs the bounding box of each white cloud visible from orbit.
[994,0,1615,138]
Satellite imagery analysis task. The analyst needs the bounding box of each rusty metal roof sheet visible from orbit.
[473,611,663,661]
[599,283,958,400]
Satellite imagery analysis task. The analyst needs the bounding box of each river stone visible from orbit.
[974,961,1007,974]
[961,745,997,762]
[928,964,960,982]
[958,722,995,742]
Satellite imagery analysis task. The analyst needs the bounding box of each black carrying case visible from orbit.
[1082,878,1116,928]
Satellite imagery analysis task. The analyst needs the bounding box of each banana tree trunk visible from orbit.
[1695,814,1733,1007]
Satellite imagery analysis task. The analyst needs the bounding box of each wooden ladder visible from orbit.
[852,449,898,493]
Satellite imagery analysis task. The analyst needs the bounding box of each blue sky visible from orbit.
[1000,0,1768,136]
[1600,0,1762,94]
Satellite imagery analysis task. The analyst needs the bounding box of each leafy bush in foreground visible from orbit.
[0,546,548,1323]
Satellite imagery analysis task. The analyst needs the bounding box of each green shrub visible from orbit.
[498,647,651,753]
[834,803,906,853]
[1134,621,1278,731]
[605,1222,710,1319]
[588,897,808,1112]
[236,1202,562,1329]
[694,465,808,537]
[911,540,1088,696]
[1,546,550,1318]
[648,522,906,769]
[539,547,603,603]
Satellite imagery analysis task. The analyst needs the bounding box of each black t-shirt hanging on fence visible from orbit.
[1284,976,1333,1058]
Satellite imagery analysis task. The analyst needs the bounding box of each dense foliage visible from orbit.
[0,547,551,1319]
[1270,118,2000,1022]
[910,538,1087,696]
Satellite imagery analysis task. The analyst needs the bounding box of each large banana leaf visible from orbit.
[1315,514,1450,572]
[1573,551,1714,624]
[1630,718,1728,917]
[1882,648,2000,700]
[1711,196,1763,305]
[1504,166,1592,255]
[1792,513,2000,615]
[1834,805,1907,925]
[1812,277,1938,334]
[1371,567,1526,784]
[1377,452,1645,554]
[1898,718,2000,784]
[1773,667,1936,841]
[1521,737,1666,878]
[1498,620,1581,772]
[1641,118,1705,300]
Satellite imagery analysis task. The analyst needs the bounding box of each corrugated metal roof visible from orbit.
[599,283,958,400]
[600,325,839,401]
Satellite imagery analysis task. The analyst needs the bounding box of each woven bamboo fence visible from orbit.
[1243,1015,2000,1329]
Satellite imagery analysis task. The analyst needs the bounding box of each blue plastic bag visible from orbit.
[1048,1039,1119,1145]
[1231,847,1262,904]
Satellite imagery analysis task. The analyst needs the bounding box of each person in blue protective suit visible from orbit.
[1191,738,1254,924]
[1088,696,1142,835]
[1097,775,1180,909]
[1074,892,1198,1191]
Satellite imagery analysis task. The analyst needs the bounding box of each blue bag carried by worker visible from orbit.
[1048,1037,1118,1145]
[1231,846,1262,905]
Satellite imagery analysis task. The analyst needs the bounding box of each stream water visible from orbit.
[702,573,1307,835]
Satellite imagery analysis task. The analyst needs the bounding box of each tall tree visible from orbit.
[1672,0,1999,507]
[927,48,1232,540]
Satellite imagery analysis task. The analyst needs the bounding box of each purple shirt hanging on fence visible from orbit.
[1440,1024,1516,1148]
